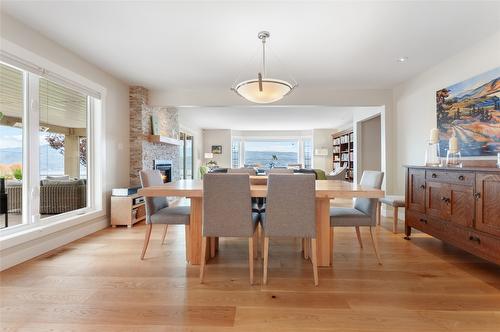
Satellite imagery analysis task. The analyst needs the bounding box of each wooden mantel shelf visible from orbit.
[147,135,181,145]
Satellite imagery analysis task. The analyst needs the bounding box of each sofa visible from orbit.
[6,178,86,215]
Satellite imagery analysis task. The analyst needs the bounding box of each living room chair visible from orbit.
[326,164,348,181]
[267,168,294,174]
[261,173,318,286]
[200,173,260,284]
[139,170,190,260]
[330,170,384,265]
[228,168,257,175]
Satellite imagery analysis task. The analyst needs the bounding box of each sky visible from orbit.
[448,66,500,98]
[244,140,299,152]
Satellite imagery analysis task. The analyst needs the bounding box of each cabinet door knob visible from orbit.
[420,184,426,189]
[458,175,465,181]
[431,173,437,178]
[473,192,481,200]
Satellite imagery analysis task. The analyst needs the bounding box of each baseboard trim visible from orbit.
[0,216,109,271]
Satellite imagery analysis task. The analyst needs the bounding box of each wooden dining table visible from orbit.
[138,178,384,267]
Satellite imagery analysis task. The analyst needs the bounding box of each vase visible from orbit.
[446,150,462,168]
[425,141,441,167]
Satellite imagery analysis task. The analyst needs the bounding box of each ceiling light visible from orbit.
[397,56,408,63]
[232,31,297,104]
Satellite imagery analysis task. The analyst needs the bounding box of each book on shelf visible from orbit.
[112,187,140,196]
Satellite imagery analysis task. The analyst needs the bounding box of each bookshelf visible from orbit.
[332,128,354,182]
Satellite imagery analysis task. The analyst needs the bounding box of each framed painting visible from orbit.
[436,67,500,157]
[211,145,222,154]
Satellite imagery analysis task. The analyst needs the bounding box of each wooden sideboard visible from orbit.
[404,165,500,265]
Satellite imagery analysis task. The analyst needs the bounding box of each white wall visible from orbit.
[393,31,500,194]
[359,115,381,173]
[0,13,129,269]
[202,129,232,168]
[312,129,335,171]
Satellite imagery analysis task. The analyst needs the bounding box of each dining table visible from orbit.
[138,178,384,267]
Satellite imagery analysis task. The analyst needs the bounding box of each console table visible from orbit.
[404,165,500,265]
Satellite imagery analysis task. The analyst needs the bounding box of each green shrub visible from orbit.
[13,168,22,180]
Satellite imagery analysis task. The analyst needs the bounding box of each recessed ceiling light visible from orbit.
[397,56,408,63]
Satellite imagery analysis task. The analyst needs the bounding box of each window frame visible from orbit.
[0,49,105,239]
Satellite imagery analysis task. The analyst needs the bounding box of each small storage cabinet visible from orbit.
[111,194,146,227]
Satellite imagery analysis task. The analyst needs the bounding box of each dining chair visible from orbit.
[267,168,294,174]
[228,168,257,175]
[139,170,190,260]
[200,173,260,284]
[261,173,318,286]
[330,170,384,265]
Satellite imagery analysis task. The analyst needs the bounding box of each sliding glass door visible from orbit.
[0,59,98,232]
[0,63,25,228]
[179,132,193,180]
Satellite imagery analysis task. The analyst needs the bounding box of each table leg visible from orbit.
[315,197,331,267]
[186,197,203,265]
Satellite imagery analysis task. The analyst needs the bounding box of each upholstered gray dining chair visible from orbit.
[261,174,318,286]
[139,170,190,260]
[200,173,260,284]
[267,168,294,174]
[228,168,257,175]
[330,170,384,265]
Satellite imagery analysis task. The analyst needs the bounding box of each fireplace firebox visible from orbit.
[153,160,172,183]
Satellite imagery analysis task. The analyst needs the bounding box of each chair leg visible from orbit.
[311,238,319,286]
[393,207,398,234]
[263,237,270,285]
[369,226,382,265]
[376,201,382,225]
[258,224,264,261]
[252,230,259,260]
[140,224,153,260]
[355,226,363,249]
[303,238,310,259]
[200,236,207,283]
[161,225,168,245]
[248,237,254,285]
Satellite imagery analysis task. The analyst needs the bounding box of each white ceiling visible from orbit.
[178,105,367,130]
[2,1,500,92]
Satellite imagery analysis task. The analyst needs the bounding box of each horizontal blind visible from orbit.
[0,50,101,99]
[0,63,23,118]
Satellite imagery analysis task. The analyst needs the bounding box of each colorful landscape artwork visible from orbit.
[436,67,500,157]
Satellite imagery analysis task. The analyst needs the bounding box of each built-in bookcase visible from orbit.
[332,129,354,182]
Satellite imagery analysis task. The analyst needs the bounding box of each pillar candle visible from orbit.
[430,128,439,144]
[449,136,459,153]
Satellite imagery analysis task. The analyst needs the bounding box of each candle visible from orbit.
[430,128,439,144]
[449,136,459,153]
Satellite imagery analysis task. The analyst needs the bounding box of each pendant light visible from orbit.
[232,31,296,104]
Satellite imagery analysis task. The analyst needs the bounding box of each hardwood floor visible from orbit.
[1,199,499,331]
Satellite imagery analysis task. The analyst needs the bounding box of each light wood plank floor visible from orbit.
[1,199,499,331]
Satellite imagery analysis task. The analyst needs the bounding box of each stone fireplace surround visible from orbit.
[129,86,180,186]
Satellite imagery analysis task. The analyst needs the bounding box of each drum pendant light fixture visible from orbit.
[232,31,296,104]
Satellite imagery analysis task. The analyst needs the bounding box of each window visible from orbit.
[303,137,312,169]
[244,140,299,168]
[0,58,100,232]
[231,138,240,168]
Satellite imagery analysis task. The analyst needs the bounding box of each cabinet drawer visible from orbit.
[426,170,447,182]
[446,171,474,186]
[406,211,447,235]
[466,231,500,265]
